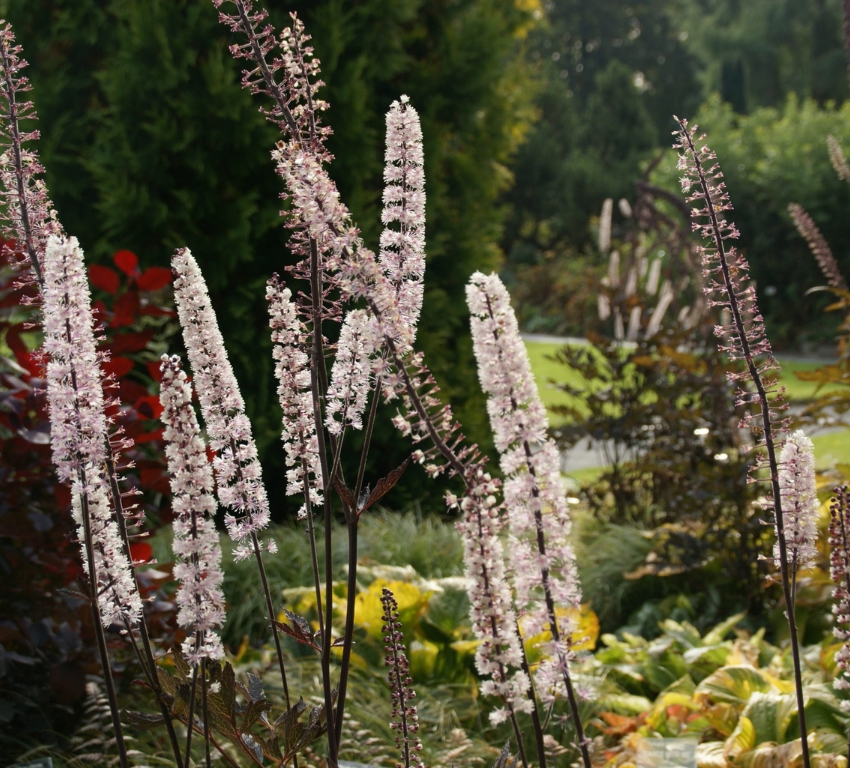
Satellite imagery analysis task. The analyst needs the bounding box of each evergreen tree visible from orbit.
[668,0,847,112]
[2,0,537,511]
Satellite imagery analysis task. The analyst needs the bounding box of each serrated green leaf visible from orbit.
[156,667,176,697]
[221,662,236,715]
[172,646,190,682]
[124,710,166,730]
[242,698,271,732]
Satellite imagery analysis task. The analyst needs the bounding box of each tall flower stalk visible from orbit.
[467,272,589,768]
[674,118,809,768]
[0,20,190,765]
[171,247,293,715]
[829,485,850,765]
[159,354,225,766]
[381,587,425,768]
[42,236,140,768]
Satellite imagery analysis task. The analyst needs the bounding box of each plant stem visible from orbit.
[0,35,42,284]
[334,374,382,745]
[307,235,339,767]
[184,640,200,766]
[105,448,185,768]
[202,658,213,768]
[515,634,544,768]
[679,122,810,768]
[77,476,130,768]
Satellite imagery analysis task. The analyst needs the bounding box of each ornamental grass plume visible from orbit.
[159,355,225,665]
[467,272,590,768]
[674,117,810,768]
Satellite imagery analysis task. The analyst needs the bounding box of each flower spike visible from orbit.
[42,235,141,628]
[159,355,226,665]
[0,21,61,284]
[172,247,271,558]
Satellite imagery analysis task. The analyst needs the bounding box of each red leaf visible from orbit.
[102,356,134,380]
[139,305,177,317]
[129,542,153,564]
[18,351,40,378]
[110,329,154,354]
[135,427,164,445]
[91,299,108,323]
[54,483,71,510]
[89,265,120,294]
[146,360,164,382]
[134,395,163,420]
[136,267,172,291]
[111,291,140,328]
[113,250,139,276]
[119,378,149,404]
[139,463,169,493]
[5,323,28,363]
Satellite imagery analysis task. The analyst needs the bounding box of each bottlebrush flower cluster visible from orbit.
[267,275,323,518]
[380,96,426,340]
[829,486,850,706]
[673,118,787,452]
[0,22,61,283]
[456,467,531,725]
[467,271,582,702]
[172,247,271,559]
[381,587,425,768]
[775,430,818,573]
[788,203,847,291]
[159,355,225,664]
[325,309,376,436]
[42,235,141,627]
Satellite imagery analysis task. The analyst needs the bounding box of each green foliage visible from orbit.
[589,617,850,767]
[667,0,847,113]
[550,323,770,618]
[1,0,538,511]
[652,95,850,347]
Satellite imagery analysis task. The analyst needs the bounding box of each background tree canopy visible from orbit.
[0,0,538,511]
[2,0,849,511]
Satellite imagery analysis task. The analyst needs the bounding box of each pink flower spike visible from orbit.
[159,354,225,664]
[380,96,426,341]
[0,21,61,284]
[172,247,270,550]
[775,430,818,573]
[267,275,323,518]
[467,271,582,704]
[42,235,141,628]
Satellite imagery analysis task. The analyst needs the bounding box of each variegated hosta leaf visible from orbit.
[724,715,755,760]
[696,665,777,706]
[734,738,802,768]
[742,691,796,746]
[696,740,727,768]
